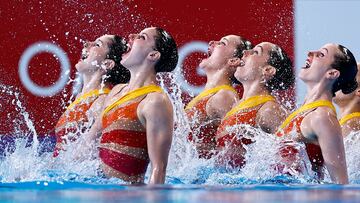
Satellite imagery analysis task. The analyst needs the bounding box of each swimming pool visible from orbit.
[1,84,360,203]
[1,181,360,203]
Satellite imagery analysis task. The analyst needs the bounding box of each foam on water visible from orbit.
[344,131,360,183]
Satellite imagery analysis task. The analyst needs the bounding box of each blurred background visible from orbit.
[0,0,358,139]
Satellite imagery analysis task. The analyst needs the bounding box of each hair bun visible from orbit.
[341,80,358,94]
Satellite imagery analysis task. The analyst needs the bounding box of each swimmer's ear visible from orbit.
[148,51,161,62]
[227,57,241,67]
[326,69,340,80]
[102,59,115,70]
[355,88,360,97]
[262,65,276,79]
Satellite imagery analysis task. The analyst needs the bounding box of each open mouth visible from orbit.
[303,59,311,69]
[81,49,89,60]
[207,47,213,57]
[122,43,131,58]
[239,59,245,67]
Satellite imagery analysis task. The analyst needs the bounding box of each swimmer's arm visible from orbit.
[141,93,173,184]
[206,90,239,119]
[311,111,349,184]
[257,101,285,134]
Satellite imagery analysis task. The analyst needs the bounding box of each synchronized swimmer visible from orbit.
[54,27,359,185]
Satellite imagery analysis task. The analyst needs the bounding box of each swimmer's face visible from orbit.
[334,64,360,105]
[200,35,242,74]
[121,27,158,69]
[75,35,114,73]
[234,42,274,83]
[299,43,340,84]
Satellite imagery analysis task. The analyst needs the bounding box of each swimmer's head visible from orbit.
[153,27,178,72]
[235,42,294,92]
[334,63,360,106]
[200,35,252,83]
[75,35,130,85]
[104,35,130,85]
[121,27,178,73]
[299,43,358,96]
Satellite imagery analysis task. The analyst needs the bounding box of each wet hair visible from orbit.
[331,44,358,96]
[233,37,253,58]
[265,45,295,92]
[231,37,253,84]
[104,35,130,85]
[153,27,179,73]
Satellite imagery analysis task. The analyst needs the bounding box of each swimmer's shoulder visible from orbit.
[301,106,340,140]
[307,105,337,122]
[257,100,285,133]
[137,90,173,124]
[107,83,128,98]
[208,88,239,108]
[347,117,360,131]
[258,99,285,117]
[215,88,239,100]
[142,90,171,107]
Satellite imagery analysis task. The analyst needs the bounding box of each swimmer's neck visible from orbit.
[241,80,270,100]
[81,70,108,95]
[304,82,333,104]
[204,68,231,90]
[127,64,157,91]
[337,100,360,118]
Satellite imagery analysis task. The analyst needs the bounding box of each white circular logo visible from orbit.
[18,42,70,97]
[175,41,208,95]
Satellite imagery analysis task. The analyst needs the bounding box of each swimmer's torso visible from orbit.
[216,95,275,168]
[99,85,162,183]
[276,100,337,177]
[185,85,237,159]
[54,89,110,157]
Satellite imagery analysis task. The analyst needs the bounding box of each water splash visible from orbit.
[0,85,42,182]
[0,85,111,183]
[156,73,314,185]
[1,79,359,185]
[344,131,360,183]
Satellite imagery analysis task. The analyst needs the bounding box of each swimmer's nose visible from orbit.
[129,34,137,41]
[83,41,90,48]
[243,49,253,57]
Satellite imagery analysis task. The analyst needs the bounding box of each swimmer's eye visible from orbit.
[319,52,325,57]
[220,41,226,46]
[95,41,102,47]
[137,35,145,40]
[254,50,259,55]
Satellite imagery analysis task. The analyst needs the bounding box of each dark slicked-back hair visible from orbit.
[266,45,295,92]
[331,44,358,96]
[104,35,130,85]
[153,27,179,73]
[232,36,253,84]
[234,37,253,59]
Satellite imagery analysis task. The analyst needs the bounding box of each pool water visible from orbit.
[1,181,360,203]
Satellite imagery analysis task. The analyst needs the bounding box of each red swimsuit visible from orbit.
[216,95,275,168]
[99,85,162,183]
[185,85,237,159]
[54,89,109,157]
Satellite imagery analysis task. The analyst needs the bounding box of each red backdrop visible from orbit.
[0,0,293,136]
